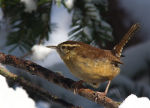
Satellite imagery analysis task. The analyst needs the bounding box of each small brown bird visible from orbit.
[47,24,139,95]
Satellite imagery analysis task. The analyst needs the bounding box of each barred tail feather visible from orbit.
[113,24,140,57]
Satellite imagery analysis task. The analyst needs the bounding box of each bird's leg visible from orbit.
[97,80,111,96]
[94,80,111,102]
[104,80,111,95]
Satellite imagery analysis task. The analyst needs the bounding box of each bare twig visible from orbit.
[0,67,81,108]
[0,52,119,108]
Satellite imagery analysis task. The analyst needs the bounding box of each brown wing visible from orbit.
[75,43,122,64]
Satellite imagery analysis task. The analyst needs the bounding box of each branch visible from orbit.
[0,52,119,108]
[0,66,81,108]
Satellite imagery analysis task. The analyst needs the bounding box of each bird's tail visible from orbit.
[113,24,140,58]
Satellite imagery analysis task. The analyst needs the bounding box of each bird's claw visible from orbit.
[72,80,84,94]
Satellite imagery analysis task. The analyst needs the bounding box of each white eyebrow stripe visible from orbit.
[62,44,80,47]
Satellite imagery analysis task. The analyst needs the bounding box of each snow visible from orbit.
[21,0,37,13]
[119,94,150,108]
[45,4,71,46]
[31,44,52,61]
[2,1,150,108]
[0,74,36,108]
[65,0,74,9]
[36,4,72,67]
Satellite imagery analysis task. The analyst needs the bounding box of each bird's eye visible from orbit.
[61,46,65,49]
[67,46,75,50]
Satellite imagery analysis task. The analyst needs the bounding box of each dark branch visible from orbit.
[0,66,81,108]
[0,52,119,108]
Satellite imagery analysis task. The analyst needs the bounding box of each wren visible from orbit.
[47,24,139,94]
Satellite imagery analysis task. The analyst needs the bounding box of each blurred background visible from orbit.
[0,0,150,108]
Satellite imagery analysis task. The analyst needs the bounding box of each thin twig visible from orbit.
[0,67,81,108]
[0,52,119,108]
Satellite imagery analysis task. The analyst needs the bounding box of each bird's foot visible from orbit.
[94,80,111,102]
[72,80,84,94]
[94,91,107,102]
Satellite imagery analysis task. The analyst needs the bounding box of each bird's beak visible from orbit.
[46,46,57,49]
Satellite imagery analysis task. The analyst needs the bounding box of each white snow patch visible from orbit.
[31,44,53,61]
[21,0,37,13]
[65,0,74,9]
[0,75,36,108]
[39,4,72,67]
[119,94,150,108]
